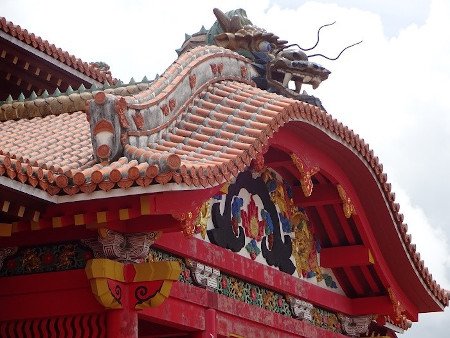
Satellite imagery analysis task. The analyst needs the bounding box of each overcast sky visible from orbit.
[2,0,450,336]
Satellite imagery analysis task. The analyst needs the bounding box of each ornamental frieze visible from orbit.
[0,241,91,276]
[192,168,340,291]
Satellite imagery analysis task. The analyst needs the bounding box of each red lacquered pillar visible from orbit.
[106,308,138,338]
[193,308,217,338]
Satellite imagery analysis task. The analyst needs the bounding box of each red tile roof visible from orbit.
[0,45,448,309]
[0,16,114,85]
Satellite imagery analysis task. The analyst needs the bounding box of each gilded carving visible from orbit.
[388,287,406,320]
[85,258,181,310]
[337,184,356,218]
[291,210,322,281]
[291,153,319,197]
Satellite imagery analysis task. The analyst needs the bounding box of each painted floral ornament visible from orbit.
[241,195,265,241]
[231,196,244,236]
[261,209,274,250]
[194,202,211,239]
[245,239,261,260]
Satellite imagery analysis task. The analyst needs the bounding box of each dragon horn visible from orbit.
[213,8,231,32]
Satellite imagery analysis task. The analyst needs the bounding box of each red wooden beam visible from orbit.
[320,245,374,268]
[142,282,352,338]
[5,186,222,237]
[293,184,341,207]
[361,265,382,294]
[140,286,206,332]
[155,232,393,316]
[332,204,357,244]
[0,270,103,321]
[315,204,342,245]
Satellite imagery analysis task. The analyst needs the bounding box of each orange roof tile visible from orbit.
[0,16,114,85]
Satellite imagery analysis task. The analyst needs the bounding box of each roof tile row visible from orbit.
[0,17,114,84]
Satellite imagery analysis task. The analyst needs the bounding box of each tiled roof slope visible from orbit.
[0,16,114,85]
[0,46,448,308]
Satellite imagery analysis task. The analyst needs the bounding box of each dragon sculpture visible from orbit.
[178,8,360,107]
[84,8,360,167]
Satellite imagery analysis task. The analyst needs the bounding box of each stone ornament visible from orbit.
[186,259,221,291]
[287,296,314,321]
[338,314,374,337]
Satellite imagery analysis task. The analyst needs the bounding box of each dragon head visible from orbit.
[210,8,331,99]
[179,9,360,105]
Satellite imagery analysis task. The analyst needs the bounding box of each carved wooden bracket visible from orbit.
[85,258,181,310]
[82,228,160,263]
[0,247,17,269]
[337,184,356,218]
[287,296,314,321]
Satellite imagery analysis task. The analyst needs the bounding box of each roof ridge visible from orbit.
[0,77,153,122]
[0,16,115,85]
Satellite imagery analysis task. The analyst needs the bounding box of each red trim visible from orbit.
[142,282,350,338]
[155,232,392,316]
[320,245,373,268]
[0,270,103,321]
[0,313,106,338]
[5,186,222,238]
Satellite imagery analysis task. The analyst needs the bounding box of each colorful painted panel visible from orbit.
[195,169,341,292]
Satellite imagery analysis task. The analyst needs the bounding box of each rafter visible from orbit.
[293,184,341,207]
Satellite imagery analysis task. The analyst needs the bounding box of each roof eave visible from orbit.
[0,30,103,87]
